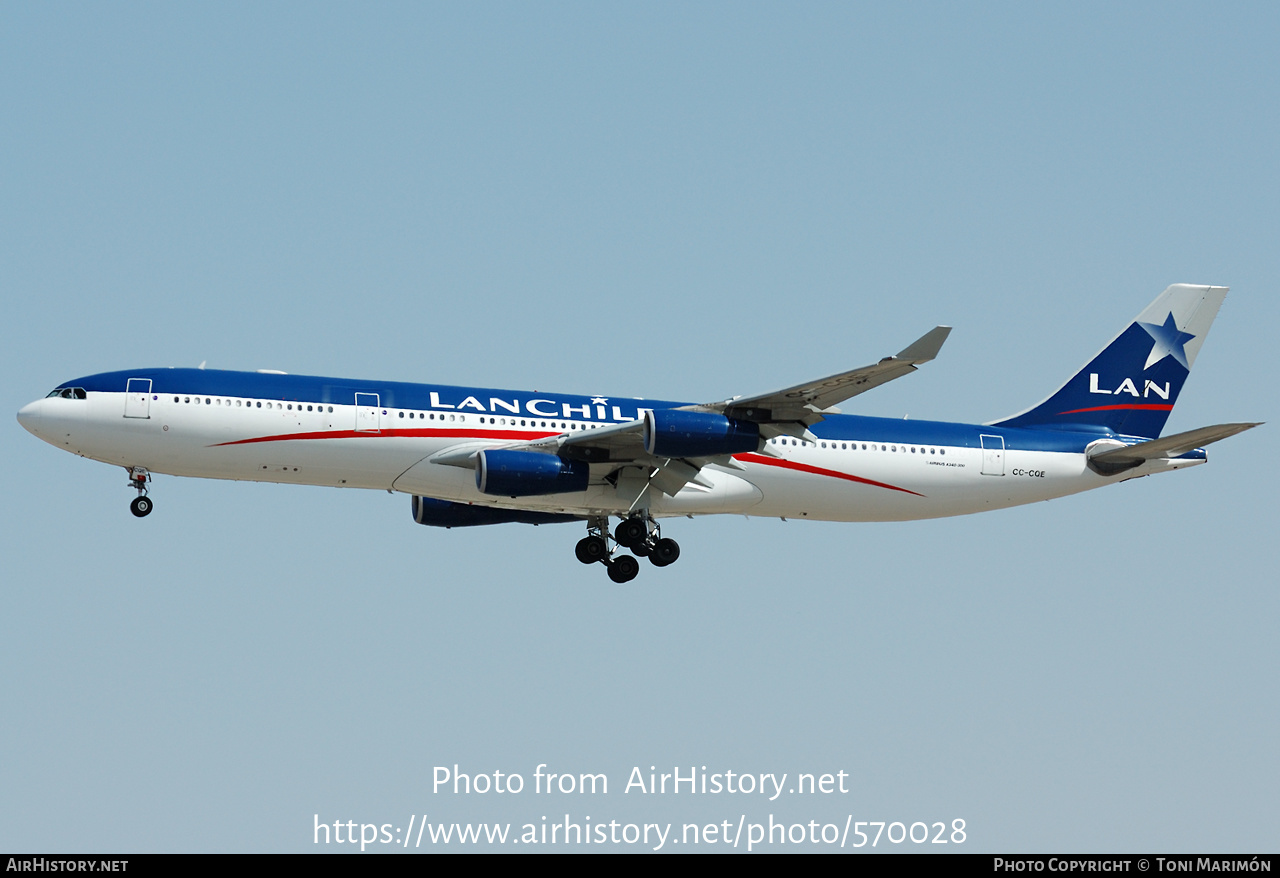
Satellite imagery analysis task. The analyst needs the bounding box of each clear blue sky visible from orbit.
[3,2,1276,852]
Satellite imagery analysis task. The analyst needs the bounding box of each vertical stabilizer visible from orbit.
[993,284,1227,439]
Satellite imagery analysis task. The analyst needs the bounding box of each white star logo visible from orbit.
[591,397,608,405]
[1137,312,1196,370]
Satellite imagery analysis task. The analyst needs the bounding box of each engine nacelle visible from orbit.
[412,495,581,528]
[643,409,761,458]
[476,449,590,497]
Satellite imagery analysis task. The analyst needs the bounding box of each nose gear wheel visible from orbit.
[126,467,153,517]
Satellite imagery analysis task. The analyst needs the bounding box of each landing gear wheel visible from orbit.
[607,555,640,584]
[649,537,680,567]
[632,540,652,557]
[575,535,607,565]
[614,517,648,548]
[126,467,152,517]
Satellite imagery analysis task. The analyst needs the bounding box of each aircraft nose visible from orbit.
[16,400,42,436]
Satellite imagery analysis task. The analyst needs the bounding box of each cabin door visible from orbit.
[980,434,1005,476]
[355,393,381,432]
[124,378,152,419]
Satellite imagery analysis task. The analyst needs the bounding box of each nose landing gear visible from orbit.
[127,467,153,517]
[575,514,681,583]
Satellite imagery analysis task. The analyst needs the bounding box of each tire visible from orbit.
[614,518,647,548]
[650,537,680,567]
[575,536,607,564]
[607,554,639,583]
[130,496,153,518]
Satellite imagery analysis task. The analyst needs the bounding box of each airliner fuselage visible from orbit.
[17,284,1256,583]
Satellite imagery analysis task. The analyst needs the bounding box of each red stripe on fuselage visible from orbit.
[210,428,561,447]
[210,431,924,497]
[734,452,925,497]
[1056,403,1174,415]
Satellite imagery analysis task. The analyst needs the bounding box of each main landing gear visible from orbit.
[127,467,153,518]
[575,514,681,583]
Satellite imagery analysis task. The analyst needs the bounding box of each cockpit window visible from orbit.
[46,388,87,399]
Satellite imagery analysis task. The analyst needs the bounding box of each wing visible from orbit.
[430,418,723,508]
[431,325,951,508]
[680,325,952,425]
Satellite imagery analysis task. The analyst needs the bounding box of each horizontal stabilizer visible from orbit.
[1087,422,1260,475]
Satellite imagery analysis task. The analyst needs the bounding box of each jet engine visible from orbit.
[642,409,761,458]
[475,449,590,497]
[411,495,581,527]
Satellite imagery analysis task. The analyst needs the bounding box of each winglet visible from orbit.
[895,326,952,363]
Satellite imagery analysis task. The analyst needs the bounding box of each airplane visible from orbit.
[17,283,1259,583]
